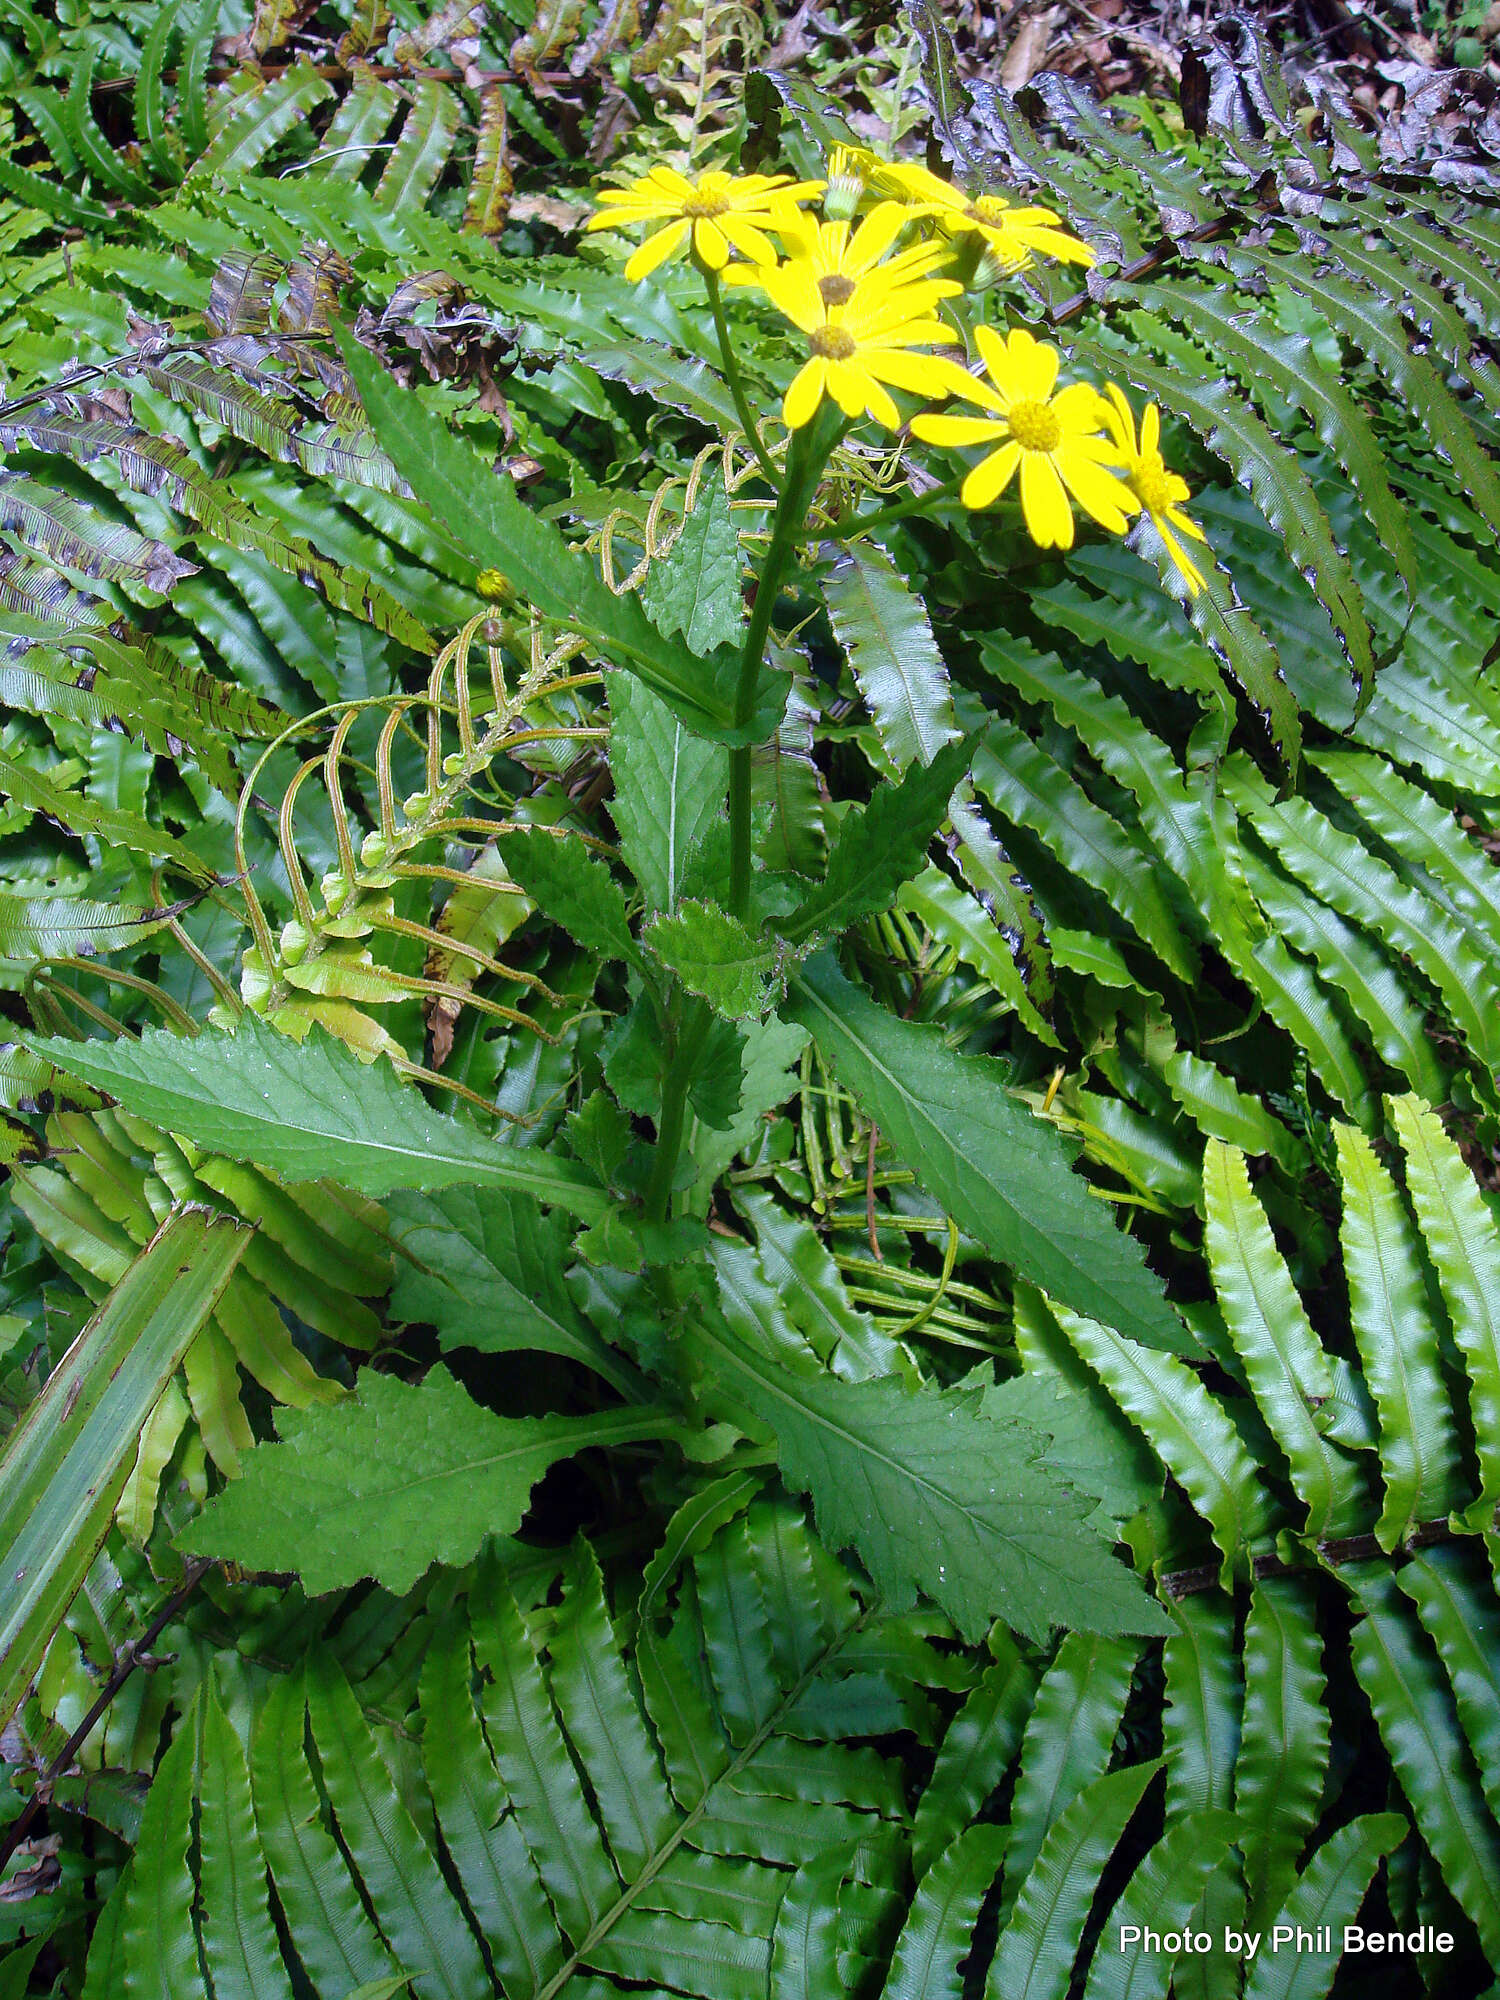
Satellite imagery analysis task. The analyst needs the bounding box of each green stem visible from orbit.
[827,475,963,541]
[727,409,842,919]
[644,996,713,1223]
[704,268,782,495]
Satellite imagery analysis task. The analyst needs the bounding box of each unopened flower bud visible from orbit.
[476,568,515,606]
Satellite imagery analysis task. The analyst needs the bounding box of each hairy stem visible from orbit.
[644,996,714,1223]
[704,267,782,494]
[727,408,842,918]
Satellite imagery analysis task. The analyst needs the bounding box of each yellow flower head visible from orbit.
[872,161,1095,272]
[734,203,963,431]
[1100,386,1209,595]
[585,166,824,282]
[910,325,1131,549]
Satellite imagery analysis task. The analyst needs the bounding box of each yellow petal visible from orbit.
[963,442,1022,510]
[1160,519,1207,594]
[1010,329,1061,402]
[1060,452,1136,533]
[1052,381,1108,436]
[624,220,691,281]
[719,217,778,264]
[784,358,828,430]
[1020,452,1074,549]
[760,263,825,334]
[911,412,1011,448]
[1142,403,1161,455]
[1100,382,1137,453]
[694,219,731,269]
[863,348,958,400]
[846,202,909,273]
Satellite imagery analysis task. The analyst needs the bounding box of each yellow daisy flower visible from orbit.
[1100,385,1209,595]
[872,160,1095,272]
[585,166,823,282]
[910,325,1132,549]
[758,197,959,291]
[737,205,963,431]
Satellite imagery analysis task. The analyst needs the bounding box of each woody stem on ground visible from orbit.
[703,267,784,495]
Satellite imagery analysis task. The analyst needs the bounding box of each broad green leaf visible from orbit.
[0,1208,248,1731]
[607,671,727,913]
[880,1832,1012,2000]
[337,329,779,743]
[1241,1816,1407,2000]
[1053,1304,1276,1580]
[999,1633,1141,1921]
[782,738,971,944]
[987,1759,1161,2000]
[1083,1810,1241,2000]
[198,1683,296,2000]
[390,1186,641,1395]
[1391,1093,1500,1526]
[782,954,1187,1354]
[641,474,744,656]
[823,542,958,772]
[1346,1563,1500,1960]
[1335,1122,1463,1547]
[177,1365,678,1594]
[29,1017,609,1219]
[646,900,781,1018]
[1234,1579,1331,1929]
[1203,1142,1365,1540]
[498,827,637,964]
[690,1298,1167,1645]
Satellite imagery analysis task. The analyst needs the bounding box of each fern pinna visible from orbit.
[4,3,1500,1998]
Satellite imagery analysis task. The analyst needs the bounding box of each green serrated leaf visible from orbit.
[336,330,778,744]
[28,1017,609,1219]
[783,738,971,944]
[177,1366,677,1594]
[783,954,1188,1354]
[647,900,782,1018]
[641,474,744,657]
[498,826,637,964]
[691,1295,1167,1645]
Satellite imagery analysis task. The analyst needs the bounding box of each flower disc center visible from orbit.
[809,325,858,360]
[1009,400,1062,452]
[1130,456,1173,514]
[680,191,730,218]
[818,274,858,307]
[965,196,1010,226]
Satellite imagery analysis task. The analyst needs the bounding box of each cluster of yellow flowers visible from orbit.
[584,155,1207,593]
